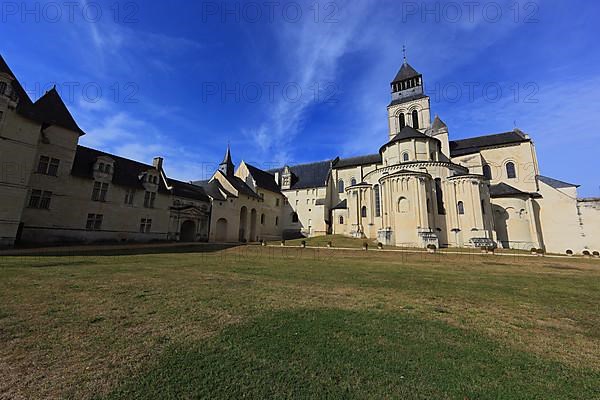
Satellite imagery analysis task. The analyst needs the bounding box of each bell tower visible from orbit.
[387,48,431,139]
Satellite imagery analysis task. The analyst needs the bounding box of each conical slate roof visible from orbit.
[32,88,85,135]
[392,61,421,83]
[221,144,232,164]
[432,115,448,131]
[380,126,439,153]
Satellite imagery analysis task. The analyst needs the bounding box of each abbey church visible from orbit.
[1,54,598,255]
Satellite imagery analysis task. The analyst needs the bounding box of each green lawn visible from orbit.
[1,245,599,399]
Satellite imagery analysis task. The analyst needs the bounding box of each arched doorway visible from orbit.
[180,220,196,242]
[239,206,248,242]
[215,218,228,242]
[249,208,257,242]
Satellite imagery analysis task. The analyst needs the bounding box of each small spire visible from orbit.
[403,45,407,64]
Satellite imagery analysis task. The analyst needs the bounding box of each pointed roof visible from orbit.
[392,61,421,84]
[381,126,438,153]
[32,88,85,135]
[432,115,448,131]
[221,144,232,165]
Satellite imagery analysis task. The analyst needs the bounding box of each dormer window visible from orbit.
[93,157,114,180]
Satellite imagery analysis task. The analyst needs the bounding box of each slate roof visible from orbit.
[333,154,382,169]
[193,180,229,201]
[537,175,580,189]
[71,145,170,193]
[431,115,447,131]
[269,160,332,190]
[392,62,421,83]
[246,163,281,194]
[224,174,262,199]
[489,183,531,198]
[167,179,210,202]
[331,199,347,210]
[32,88,85,135]
[450,130,530,157]
[1,55,85,135]
[381,126,438,153]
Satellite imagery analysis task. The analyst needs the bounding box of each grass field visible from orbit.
[1,244,599,399]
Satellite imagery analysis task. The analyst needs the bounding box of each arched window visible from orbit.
[506,162,516,179]
[275,217,279,226]
[412,110,419,129]
[338,179,344,193]
[435,178,445,215]
[457,201,465,215]
[483,164,492,180]
[291,212,299,223]
[398,197,409,213]
[351,178,357,186]
[402,152,409,162]
[261,214,265,224]
[339,216,344,224]
[399,113,406,130]
[361,206,367,218]
[0,81,7,95]
[374,185,381,217]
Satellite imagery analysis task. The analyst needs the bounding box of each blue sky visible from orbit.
[2,0,599,195]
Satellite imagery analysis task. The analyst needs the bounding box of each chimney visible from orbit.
[153,157,164,170]
[274,171,280,184]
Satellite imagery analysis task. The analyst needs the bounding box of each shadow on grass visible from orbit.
[1,243,242,258]
[101,309,600,399]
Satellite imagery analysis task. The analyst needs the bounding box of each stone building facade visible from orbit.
[1,54,598,255]
[0,55,210,246]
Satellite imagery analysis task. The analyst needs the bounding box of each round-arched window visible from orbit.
[351,178,357,186]
[506,162,517,179]
[339,216,344,224]
[398,197,409,213]
[338,179,344,193]
[412,110,419,129]
[402,152,410,162]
